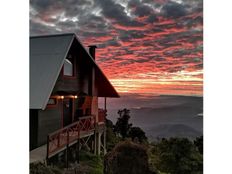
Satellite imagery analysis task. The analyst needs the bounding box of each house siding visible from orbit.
[37,101,62,146]
[30,38,101,149]
[52,50,92,95]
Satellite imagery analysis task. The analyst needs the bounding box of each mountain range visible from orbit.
[101,94,203,141]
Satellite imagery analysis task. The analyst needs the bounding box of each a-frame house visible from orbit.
[30,33,119,164]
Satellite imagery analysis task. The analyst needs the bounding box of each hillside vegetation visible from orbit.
[30,108,203,174]
[104,141,154,174]
[104,108,203,174]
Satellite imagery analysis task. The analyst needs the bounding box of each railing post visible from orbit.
[58,133,60,147]
[77,127,81,163]
[65,129,69,168]
[45,118,96,166]
[67,129,69,145]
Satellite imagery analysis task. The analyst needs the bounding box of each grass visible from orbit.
[30,150,103,174]
[78,150,103,174]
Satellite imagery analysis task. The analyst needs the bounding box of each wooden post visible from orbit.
[94,130,97,155]
[104,97,107,111]
[65,131,69,168]
[103,127,107,155]
[98,132,101,155]
[65,145,69,168]
[103,97,107,155]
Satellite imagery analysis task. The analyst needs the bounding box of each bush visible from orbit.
[128,127,148,143]
[79,150,103,174]
[106,118,121,151]
[150,138,203,174]
[104,141,155,174]
[194,136,203,154]
[30,162,62,174]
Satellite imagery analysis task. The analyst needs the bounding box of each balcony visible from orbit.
[47,109,107,159]
[47,115,95,158]
[30,110,107,163]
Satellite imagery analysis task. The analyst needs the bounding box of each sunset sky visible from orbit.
[30,0,203,96]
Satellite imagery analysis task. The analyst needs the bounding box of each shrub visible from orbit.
[150,138,203,174]
[30,162,62,174]
[104,141,155,174]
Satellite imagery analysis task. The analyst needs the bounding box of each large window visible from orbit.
[47,98,57,105]
[46,97,57,108]
[63,55,74,76]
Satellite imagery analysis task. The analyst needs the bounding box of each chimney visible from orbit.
[88,45,97,60]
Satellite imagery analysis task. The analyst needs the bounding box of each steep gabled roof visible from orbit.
[30,33,119,110]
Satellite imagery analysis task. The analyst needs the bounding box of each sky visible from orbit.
[30,0,203,96]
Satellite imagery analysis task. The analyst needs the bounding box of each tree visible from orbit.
[105,118,120,151]
[151,138,203,174]
[114,108,132,139]
[194,136,203,154]
[104,141,156,174]
[128,127,148,143]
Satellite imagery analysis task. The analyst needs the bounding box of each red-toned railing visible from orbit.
[98,109,107,123]
[47,115,95,158]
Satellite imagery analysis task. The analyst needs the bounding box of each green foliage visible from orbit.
[79,150,103,174]
[128,126,148,143]
[104,140,154,174]
[114,108,132,139]
[194,136,203,154]
[105,119,121,151]
[30,162,62,174]
[150,137,203,174]
[110,108,148,147]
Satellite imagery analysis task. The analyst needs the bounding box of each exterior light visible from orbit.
[74,95,78,99]
[60,96,64,99]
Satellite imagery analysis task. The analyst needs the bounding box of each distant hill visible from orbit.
[105,95,203,141]
[146,123,202,141]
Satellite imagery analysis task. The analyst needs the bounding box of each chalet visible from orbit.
[30,33,119,164]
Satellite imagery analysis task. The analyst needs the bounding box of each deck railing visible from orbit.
[47,115,95,158]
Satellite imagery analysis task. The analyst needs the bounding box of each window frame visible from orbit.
[46,97,57,108]
[62,54,76,78]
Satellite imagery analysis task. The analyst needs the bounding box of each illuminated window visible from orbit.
[64,55,74,76]
[47,98,57,105]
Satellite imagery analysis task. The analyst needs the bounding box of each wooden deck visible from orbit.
[30,144,47,163]
[30,129,96,163]
[30,121,105,163]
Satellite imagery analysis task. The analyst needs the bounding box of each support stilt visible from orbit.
[94,131,97,155]
[76,140,80,164]
[103,128,107,155]
[65,145,69,168]
[97,132,101,155]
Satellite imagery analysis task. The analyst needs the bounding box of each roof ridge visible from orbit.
[30,33,75,39]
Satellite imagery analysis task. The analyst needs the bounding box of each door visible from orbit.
[63,98,73,127]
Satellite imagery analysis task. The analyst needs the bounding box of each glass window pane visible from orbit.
[48,98,56,105]
[64,58,73,76]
